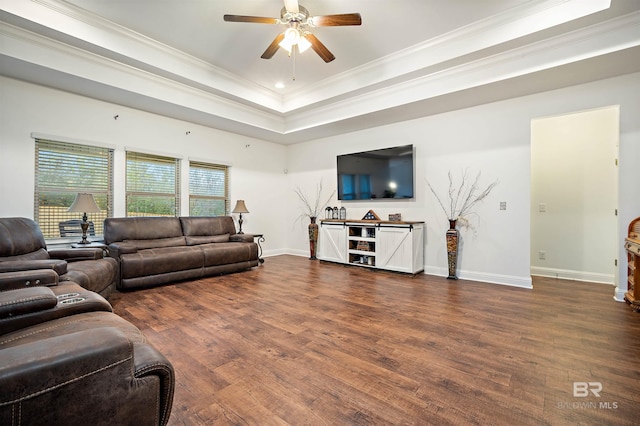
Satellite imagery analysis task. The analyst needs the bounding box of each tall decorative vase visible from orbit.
[446,219,459,280]
[308,216,319,260]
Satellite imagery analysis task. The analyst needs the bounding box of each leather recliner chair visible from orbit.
[0,269,175,425]
[0,217,117,298]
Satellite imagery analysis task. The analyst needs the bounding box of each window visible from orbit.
[189,161,229,216]
[35,139,113,239]
[126,151,180,217]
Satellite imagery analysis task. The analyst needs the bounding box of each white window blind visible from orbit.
[34,139,113,239]
[126,151,180,217]
[189,161,229,216]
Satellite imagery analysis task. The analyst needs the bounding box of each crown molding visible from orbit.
[1,1,638,144]
[284,11,640,133]
[0,21,286,132]
[281,0,612,111]
[1,0,612,114]
[1,0,285,111]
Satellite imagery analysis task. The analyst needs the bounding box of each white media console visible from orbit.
[318,220,424,274]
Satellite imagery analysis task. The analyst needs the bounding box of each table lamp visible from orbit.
[232,200,249,234]
[67,192,101,244]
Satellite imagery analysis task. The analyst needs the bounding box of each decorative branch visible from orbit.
[294,179,336,221]
[427,169,498,222]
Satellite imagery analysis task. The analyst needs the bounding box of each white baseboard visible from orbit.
[530,266,614,284]
[423,266,533,289]
[613,286,627,302]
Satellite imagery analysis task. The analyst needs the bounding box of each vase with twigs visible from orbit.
[294,180,336,259]
[427,169,498,279]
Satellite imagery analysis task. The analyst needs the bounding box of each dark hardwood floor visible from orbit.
[109,255,640,425]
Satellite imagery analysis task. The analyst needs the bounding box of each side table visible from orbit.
[243,234,265,264]
[71,241,109,255]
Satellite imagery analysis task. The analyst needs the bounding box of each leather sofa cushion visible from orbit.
[0,283,112,335]
[0,311,146,347]
[104,217,183,245]
[0,286,57,319]
[185,234,229,246]
[180,216,236,237]
[0,248,50,262]
[120,246,204,279]
[0,218,47,257]
[64,258,117,297]
[123,237,186,250]
[0,259,68,276]
[201,242,258,267]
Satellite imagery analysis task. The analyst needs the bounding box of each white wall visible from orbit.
[531,106,619,284]
[0,76,289,256]
[2,72,639,295]
[284,72,640,293]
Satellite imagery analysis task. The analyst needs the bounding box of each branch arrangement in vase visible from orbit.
[294,180,336,222]
[427,169,498,227]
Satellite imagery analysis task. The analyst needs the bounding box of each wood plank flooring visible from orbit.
[109,255,640,425]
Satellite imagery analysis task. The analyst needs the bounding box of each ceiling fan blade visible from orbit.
[283,0,299,14]
[304,33,335,63]
[223,15,279,24]
[261,33,286,59]
[309,13,362,27]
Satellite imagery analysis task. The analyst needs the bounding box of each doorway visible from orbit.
[530,106,619,284]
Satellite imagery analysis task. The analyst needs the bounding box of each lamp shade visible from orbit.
[67,193,101,213]
[232,200,249,214]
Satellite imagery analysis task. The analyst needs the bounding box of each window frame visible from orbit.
[189,160,230,216]
[125,150,181,217]
[34,139,113,240]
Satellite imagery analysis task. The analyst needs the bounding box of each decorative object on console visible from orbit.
[339,207,346,220]
[325,206,333,220]
[293,180,336,260]
[427,169,498,280]
[332,207,339,219]
[232,199,249,234]
[362,210,380,220]
[67,193,101,244]
[389,213,402,221]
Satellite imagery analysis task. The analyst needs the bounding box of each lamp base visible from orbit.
[238,213,244,234]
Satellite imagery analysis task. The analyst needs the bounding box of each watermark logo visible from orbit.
[556,382,619,410]
[573,382,602,397]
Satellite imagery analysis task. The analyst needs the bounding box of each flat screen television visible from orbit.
[337,144,414,200]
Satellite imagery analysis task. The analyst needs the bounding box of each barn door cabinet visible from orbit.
[318,220,424,274]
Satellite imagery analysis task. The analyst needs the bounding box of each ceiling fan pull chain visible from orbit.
[292,46,296,81]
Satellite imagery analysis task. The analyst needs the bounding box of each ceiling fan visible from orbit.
[223,0,362,63]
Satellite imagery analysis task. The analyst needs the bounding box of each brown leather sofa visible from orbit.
[104,216,259,290]
[0,272,175,425]
[0,217,117,298]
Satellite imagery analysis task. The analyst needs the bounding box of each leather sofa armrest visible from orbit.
[49,247,103,261]
[0,286,58,319]
[0,259,67,276]
[133,344,176,426]
[0,269,59,291]
[108,242,138,259]
[230,234,255,243]
[0,327,174,425]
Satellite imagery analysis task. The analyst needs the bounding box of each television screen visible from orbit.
[337,145,414,200]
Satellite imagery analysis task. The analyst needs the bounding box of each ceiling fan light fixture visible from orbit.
[298,35,311,53]
[279,27,299,53]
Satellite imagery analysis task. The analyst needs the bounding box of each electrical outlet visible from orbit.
[500,201,507,210]
[539,251,546,260]
[539,203,546,212]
